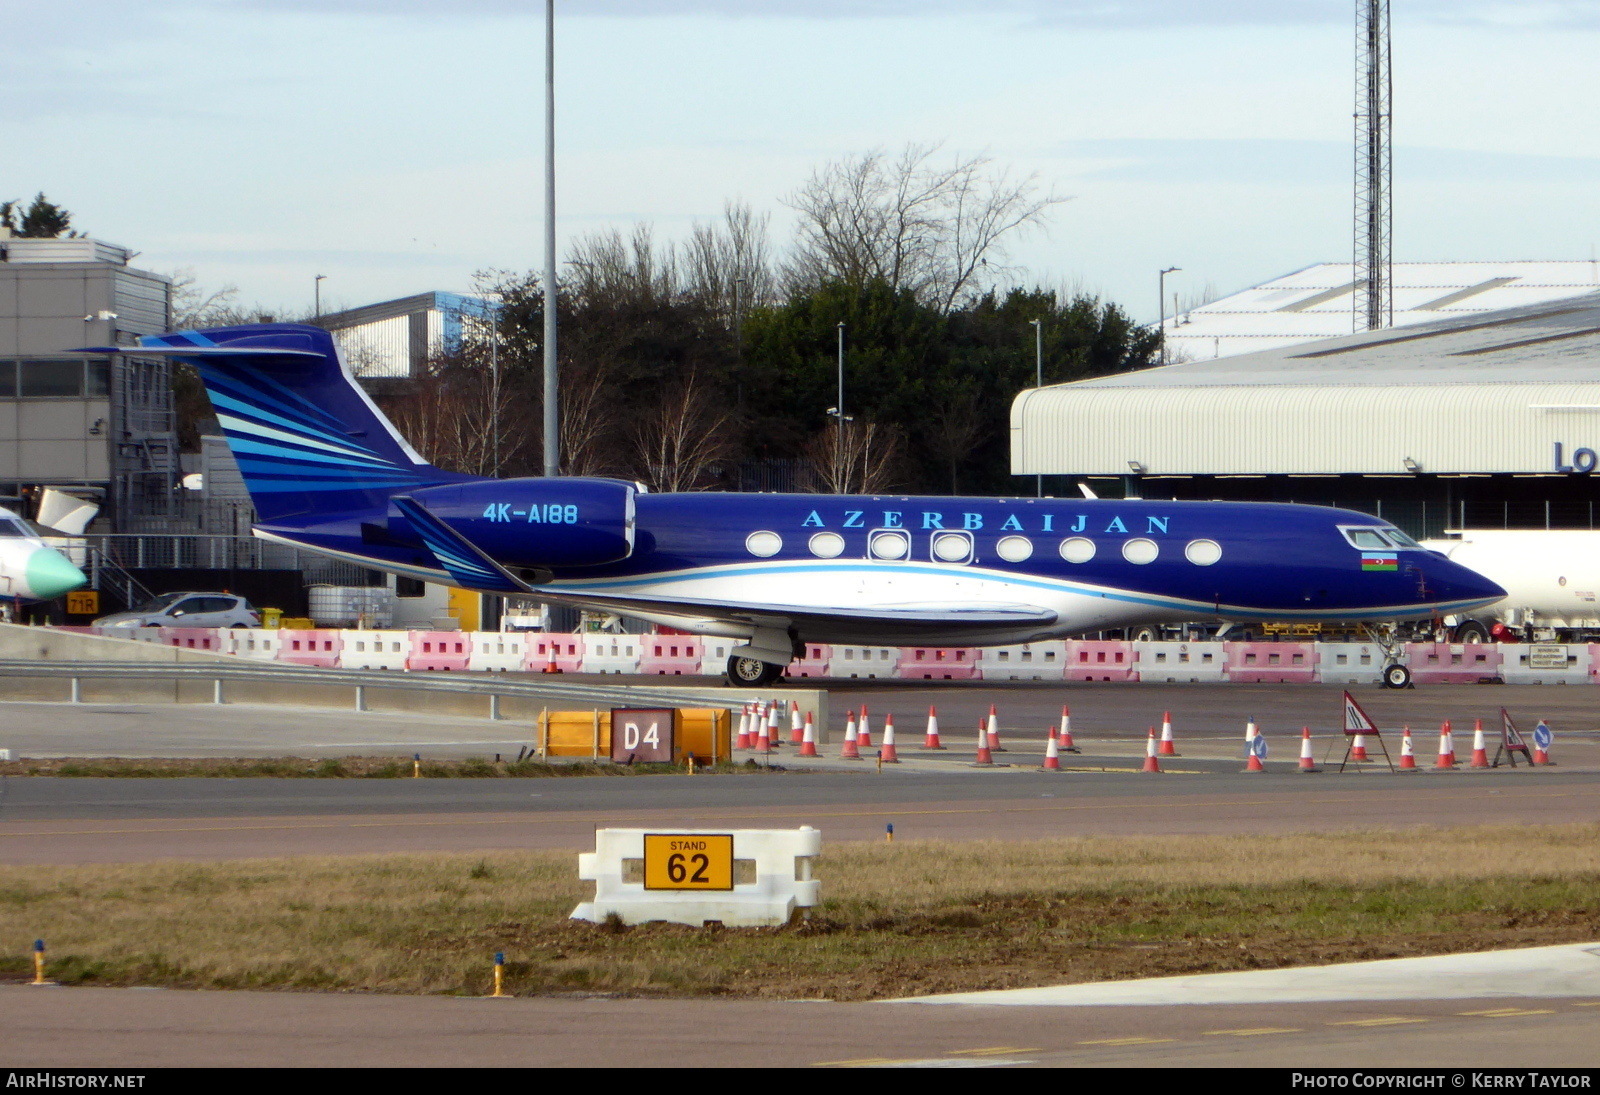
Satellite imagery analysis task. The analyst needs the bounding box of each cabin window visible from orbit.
[808,531,845,558]
[1185,539,1223,566]
[995,535,1032,562]
[1059,537,1095,563]
[1122,538,1159,565]
[930,531,973,563]
[870,530,909,560]
[745,530,783,557]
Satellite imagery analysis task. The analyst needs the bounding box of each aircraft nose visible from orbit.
[1430,555,1505,609]
[25,548,87,600]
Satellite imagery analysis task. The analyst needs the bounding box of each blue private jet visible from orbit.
[103,324,1504,686]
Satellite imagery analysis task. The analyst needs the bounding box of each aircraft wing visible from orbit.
[528,587,1058,636]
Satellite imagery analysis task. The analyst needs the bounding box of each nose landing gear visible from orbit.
[727,655,785,687]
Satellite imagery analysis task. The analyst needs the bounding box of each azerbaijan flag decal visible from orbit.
[1361,551,1398,571]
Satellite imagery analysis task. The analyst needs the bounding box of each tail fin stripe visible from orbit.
[200,366,366,447]
[208,393,380,457]
[224,435,406,472]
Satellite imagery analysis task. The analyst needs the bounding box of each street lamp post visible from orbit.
[314,275,326,318]
[1029,317,1043,497]
[541,0,559,478]
[1158,267,1181,365]
[836,321,846,493]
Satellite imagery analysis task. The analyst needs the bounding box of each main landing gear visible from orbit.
[726,655,785,687]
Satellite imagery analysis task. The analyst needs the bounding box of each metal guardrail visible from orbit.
[0,660,757,715]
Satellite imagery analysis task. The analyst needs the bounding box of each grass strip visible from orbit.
[1,825,1596,1000]
[0,756,777,779]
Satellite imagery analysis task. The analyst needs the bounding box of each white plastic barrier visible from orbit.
[585,635,644,675]
[831,646,900,679]
[1134,641,1227,683]
[1404,642,1503,685]
[223,629,283,661]
[340,629,409,671]
[571,826,821,928]
[1318,642,1385,685]
[1500,644,1591,684]
[978,642,1067,681]
[463,631,527,672]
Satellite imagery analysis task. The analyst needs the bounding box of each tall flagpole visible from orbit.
[542,0,560,476]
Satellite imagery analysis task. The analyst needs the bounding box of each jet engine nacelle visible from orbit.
[399,477,636,569]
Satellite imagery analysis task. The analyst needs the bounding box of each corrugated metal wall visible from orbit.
[1012,383,1600,476]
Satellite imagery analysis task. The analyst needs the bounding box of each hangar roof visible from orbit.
[1014,293,1600,478]
[1165,261,1600,361]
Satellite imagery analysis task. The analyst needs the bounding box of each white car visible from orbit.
[95,592,261,630]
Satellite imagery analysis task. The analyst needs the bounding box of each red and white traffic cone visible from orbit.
[880,714,900,763]
[1245,719,1264,773]
[972,719,994,766]
[542,641,562,674]
[1142,727,1162,773]
[1059,705,1079,753]
[986,704,1006,751]
[798,713,818,757]
[1398,725,1417,770]
[755,710,771,753]
[1351,731,1370,762]
[857,706,872,750]
[1158,710,1179,756]
[736,705,751,750]
[1436,720,1456,770]
[840,711,860,760]
[766,701,783,748]
[790,700,804,744]
[1042,728,1061,770]
[1470,719,1490,768]
[1533,732,1551,766]
[923,705,945,749]
[1298,726,1320,772]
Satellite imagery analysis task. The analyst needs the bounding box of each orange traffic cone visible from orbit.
[840,711,860,760]
[1351,731,1370,762]
[542,642,562,673]
[1244,719,1264,772]
[736,705,752,750]
[880,715,900,763]
[755,711,771,753]
[1059,705,1080,753]
[1141,727,1162,772]
[986,704,1006,752]
[1158,710,1179,756]
[857,706,872,749]
[1533,721,1552,765]
[798,713,818,757]
[972,719,994,766]
[1436,720,1456,770]
[1469,719,1490,768]
[1398,725,1417,770]
[1042,728,1061,770]
[1298,727,1320,772]
[790,700,804,744]
[766,701,782,748]
[923,705,945,749]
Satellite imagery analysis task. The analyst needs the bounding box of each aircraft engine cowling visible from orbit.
[399,477,636,569]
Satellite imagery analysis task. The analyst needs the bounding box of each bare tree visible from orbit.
[685,200,776,339]
[784,143,1063,312]
[567,223,680,305]
[558,357,618,477]
[631,369,732,492]
[804,419,902,494]
[168,269,256,329]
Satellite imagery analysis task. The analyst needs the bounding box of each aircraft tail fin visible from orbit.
[132,324,465,523]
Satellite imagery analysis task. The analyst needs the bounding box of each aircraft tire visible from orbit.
[727,655,784,687]
[1382,662,1412,689]
[1454,619,1489,644]
[1131,626,1157,643]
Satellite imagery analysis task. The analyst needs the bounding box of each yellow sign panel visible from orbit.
[66,590,99,615]
[642,833,734,891]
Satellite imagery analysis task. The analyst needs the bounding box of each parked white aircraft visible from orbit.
[0,503,88,605]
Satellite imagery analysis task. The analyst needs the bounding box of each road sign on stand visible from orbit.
[1337,690,1396,773]
[1494,708,1535,768]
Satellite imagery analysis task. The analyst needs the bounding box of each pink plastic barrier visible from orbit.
[899,646,982,680]
[405,631,472,671]
[160,627,224,652]
[787,643,833,679]
[1066,640,1139,682]
[525,633,585,673]
[639,634,704,676]
[1405,642,1503,684]
[277,629,343,667]
[1224,641,1318,683]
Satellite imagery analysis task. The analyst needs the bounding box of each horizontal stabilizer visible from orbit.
[392,496,531,595]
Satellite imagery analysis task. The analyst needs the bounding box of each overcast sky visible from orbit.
[7,0,1600,321]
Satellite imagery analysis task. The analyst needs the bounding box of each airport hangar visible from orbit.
[1012,289,1600,542]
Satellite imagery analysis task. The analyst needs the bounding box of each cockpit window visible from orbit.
[1384,528,1421,548]
[1343,528,1391,549]
[0,519,28,537]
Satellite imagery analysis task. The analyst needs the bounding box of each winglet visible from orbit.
[391,496,532,595]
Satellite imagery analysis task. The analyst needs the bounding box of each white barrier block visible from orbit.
[466,631,529,672]
[225,629,284,661]
[1133,641,1226,682]
[977,642,1067,681]
[571,826,821,928]
[1500,644,1591,684]
[339,629,409,670]
[1318,642,1385,685]
[585,635,643,675]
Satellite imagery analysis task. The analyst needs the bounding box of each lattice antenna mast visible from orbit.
[1354,0,1393,331]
